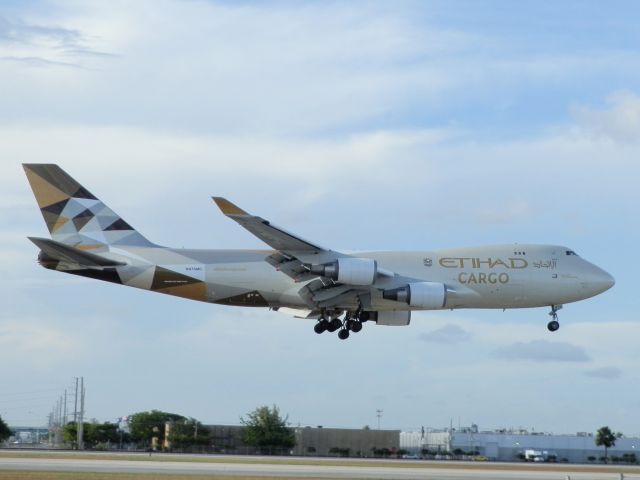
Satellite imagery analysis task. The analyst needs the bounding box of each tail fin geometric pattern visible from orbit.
[23,164,155,248]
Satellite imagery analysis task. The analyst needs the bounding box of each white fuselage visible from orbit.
[190,243,614,311]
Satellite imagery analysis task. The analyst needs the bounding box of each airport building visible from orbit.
[293,427,400,457]
[401,425,640,463]
[5,426,48,445]
[204,425,400,457]
[8,420,639,464]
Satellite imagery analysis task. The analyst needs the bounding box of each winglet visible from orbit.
[212,197,249,216]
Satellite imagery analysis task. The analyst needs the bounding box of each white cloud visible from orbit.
[4,1,638,139]
[585,366,622,380]
[419,324,472,344]
[572,91,640,143]
[0,1,481,135]
[0,0,637,433]
[0,319,80,370]
[493,340,591,363]
[474,200,531,226]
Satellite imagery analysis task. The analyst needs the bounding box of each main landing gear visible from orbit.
[314,311,370,339]
[547,305,562,332]
[313,316,341,334]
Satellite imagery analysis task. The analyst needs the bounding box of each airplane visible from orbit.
[23,164,615,340]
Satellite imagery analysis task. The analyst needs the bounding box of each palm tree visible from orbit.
[595,426,622,464]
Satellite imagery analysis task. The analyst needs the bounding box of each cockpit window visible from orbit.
[565,250,578,256]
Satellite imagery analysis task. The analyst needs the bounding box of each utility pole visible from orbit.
[376,409,383,431]
[48,411,53,445]
[55,397,63,447]
[74,378,78,424]
[77,377,85,450]
[63,390,67,426]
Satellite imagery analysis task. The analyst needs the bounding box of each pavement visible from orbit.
[1,454,640,479]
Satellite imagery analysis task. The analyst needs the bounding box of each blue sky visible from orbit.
[1,1,639,435]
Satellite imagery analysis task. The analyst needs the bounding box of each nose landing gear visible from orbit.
[547,305,562,332]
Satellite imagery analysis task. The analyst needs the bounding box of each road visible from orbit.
[1,454,640,479]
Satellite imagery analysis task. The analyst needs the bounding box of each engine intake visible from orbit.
[309,257,377,285]
[383,282,446,309]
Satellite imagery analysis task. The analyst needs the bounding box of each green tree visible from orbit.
[63,422,77,445]
[129,410,185,448]
[63,421,123,449]
[595,426,622,464]
[168,418,210,450]
[86,422,120,448]
[0,415,12,442]
[240,405,295,453]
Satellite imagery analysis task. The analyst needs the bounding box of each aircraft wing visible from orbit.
[213,196,344,282]
[212,197,396,310]
[212,197,324,253]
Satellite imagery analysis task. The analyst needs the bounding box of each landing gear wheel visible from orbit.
[547,305,562,332]
[328,318,342,332]
[314,319,328,334]
[547,320,560,332]
[351,322,363,333]
[338,329,350,340]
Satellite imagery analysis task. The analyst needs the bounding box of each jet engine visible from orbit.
[383,281,446,309]
[308,257,377,285]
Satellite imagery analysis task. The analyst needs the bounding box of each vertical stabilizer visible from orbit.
[23,164,155,248]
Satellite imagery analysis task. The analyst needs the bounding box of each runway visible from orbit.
[1,453,640,479]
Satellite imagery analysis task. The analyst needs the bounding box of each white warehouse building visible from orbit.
[401,426,640,464]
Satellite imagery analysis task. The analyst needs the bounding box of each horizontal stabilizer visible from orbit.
[28,237,126,267]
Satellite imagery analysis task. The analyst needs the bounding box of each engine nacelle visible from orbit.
[309,257,377,285]
[383,282,446,309]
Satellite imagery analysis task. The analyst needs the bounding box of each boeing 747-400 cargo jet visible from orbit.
[23,164,614,339]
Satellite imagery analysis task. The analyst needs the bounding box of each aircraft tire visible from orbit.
[547,320,560,332]
[329,318,342,332]
[338,329,350,340]
[351,322,363,333]
[314,322,326,334]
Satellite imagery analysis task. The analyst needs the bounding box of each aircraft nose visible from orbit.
[591,267,615,294]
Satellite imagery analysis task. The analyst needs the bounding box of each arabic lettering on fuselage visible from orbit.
[533,259,558,270]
